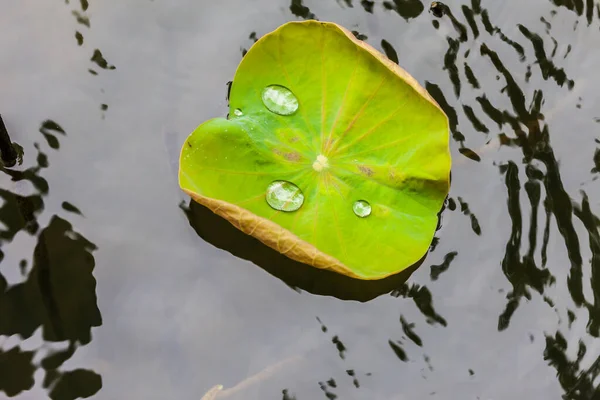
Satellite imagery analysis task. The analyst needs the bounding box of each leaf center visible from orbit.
[312,154,329,172]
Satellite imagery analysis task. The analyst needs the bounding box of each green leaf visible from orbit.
[179,21,451,280]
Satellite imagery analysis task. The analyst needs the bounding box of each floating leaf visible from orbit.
[179,21,451,280]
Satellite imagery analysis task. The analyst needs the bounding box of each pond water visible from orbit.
[1,0,600,399]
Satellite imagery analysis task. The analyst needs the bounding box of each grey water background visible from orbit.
[1,0,600,399]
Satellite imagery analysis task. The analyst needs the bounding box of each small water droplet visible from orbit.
[233,108,243,117]
[261,85,298,115]
[353,200,371,218]
[266,181,304,212]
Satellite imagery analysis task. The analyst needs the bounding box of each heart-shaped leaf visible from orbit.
[179,21,451,280]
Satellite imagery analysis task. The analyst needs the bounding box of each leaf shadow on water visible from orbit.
[0,121,102,399]
[181,199,431,302]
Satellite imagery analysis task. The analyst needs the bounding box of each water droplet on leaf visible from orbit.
[266,181,304,212]
[261,85,299,115]
[233,108,243,117]
[353,200,371,218]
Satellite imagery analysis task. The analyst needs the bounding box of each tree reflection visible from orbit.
[312,317,370,398]
[383,0,425,20]
[0,121,102,399]
[548,0,597,24]
[592,144,600,174]
[0,347,35,397]
[59,0,115,114]
[429,0,600,396]
[290,0,317,19]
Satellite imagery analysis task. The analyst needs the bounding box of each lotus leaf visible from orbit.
[179,21,451,280]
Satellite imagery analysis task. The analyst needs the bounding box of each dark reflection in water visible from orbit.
[428,0,600,396]
[456,197,481,234]
[181,200,421,302]
[39,121,66,151]
[351,30,368,40]
[383,0,425,20]
[290,0,317,20]
[0,216,101,343]
[429,251,458,280]
[72,11,90,29]
[429,2,447,18]
[0,346,35,397]
[0,115,19,167]
[311,317,370,398]
[0,122,102,399]
[593,144,600,174]
[390,283,446,326]
[550,0,598,23]
[241,32,259,57]
[336,0,377,14]
[497,161,555,331]
[59,0,115,115]
[544,330,600,399]
[281,388,297,400]
[90,50,116,71]
[380,39,399,64]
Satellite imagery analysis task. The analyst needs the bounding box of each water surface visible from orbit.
[1,0,600,399]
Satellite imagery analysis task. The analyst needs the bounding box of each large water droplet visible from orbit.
[353,200,372,218]
[261,85,299,115]
[266,181,304,212]
[233,108,243,117]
